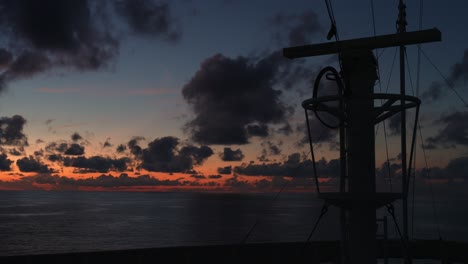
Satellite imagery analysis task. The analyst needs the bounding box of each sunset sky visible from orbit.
[0,0,467,192]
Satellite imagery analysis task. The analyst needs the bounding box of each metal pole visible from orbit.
[398,0,409,243]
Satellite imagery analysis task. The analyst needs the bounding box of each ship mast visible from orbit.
[283,1,441,263]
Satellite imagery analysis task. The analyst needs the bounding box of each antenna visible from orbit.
[283,1,441,263]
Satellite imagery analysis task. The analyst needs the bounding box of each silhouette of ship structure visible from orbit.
[2,1,468,263]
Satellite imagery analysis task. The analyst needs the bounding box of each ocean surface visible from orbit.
[0,190,466,256]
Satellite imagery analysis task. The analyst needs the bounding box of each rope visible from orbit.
[311,66,346,129]
[306,202,330,242]
[386,203,412,262]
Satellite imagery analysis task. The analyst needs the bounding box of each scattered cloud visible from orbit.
[71,132,83,142]
[421,49,468,102]
[0,153,13,171]
[270,10,324,46]
[426,111,468,148]
[220,148,244,161]
[116,144,127,153]
[8,147,24,156]
[103,138,113,148]
[0,115,28,146]
[234,153,340,178]
[217,166,232,175]
[64,143,85,156]
[113,0,181,42]
[63,156,130,173]
[33,173,183,188]
[16,156,53,173]
[138,136,213,173]
[128,136,145,156]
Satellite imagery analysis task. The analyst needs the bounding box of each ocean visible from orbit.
[0,190,466,256]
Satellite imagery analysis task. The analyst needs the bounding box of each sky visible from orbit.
[0,0,467,193]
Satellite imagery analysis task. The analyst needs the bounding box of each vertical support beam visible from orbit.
[342,50,378,264]
[398,0,409,243]
[339,110,347,264]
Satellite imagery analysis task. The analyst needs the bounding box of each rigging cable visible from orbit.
[404,48,421,239]
[240,131,327,244]
[386,203,411,262]
[324,0,344,75]
[404,51,420,198]
[417,125,443,240]
[419,47,468,108]
[373,47,398,189]
[412,0,424,239]
[370,0,393,190]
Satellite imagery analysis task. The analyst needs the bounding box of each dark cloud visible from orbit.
[246,124,269,137]
[113,0,181,42]
[16,156,52,173]
[421,81,443,103]
[71,132,83,142]
[0,0,119,91]
[426,111,468,148]
[179,145,214,165]
[223,175,250,189]
[0,115,28,146]
[33,173,183,188]
[8,147,23,156]
[128,136,145,156]
[258,141,282,162]
[139,136,213,173]
[444,156,468,179]
[375,161,402,180]
[217,166,232,175]
[270,10,323,46]
[190,174,206,179]
[33,149,44,157]
[295,119,337,147]
[0,0,183,92]
[421,49,468,102]
[0,48,13,69]
[418,156,468,180]
[220,147,244,161]
[45,142,68,153]
[182,52,294,145]
[103,138,112,148]
[47,154,63,162]
[450,49,468,84]
[63,156,129,173]
[234,153,340,178]
[263,141,282,155]
[116,144,127,153]
[208,174,222,179]
[277,123,293,136]
[387,114,401,136]
[64,143,85,155]
[0,153,13,171]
